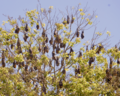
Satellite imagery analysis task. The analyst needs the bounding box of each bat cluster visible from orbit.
[2,50,5,67]
[42,85,46,94]
[2,14,120,95]
[78,51,82,58]
[63,15,74,25]
[76,29,84,39]
[59,79,63,88]
[17,38,22,54]
[36,21,39,30]
[105,45,120,87]
[75,66,80,77]
[96,44,104,54]
[89,57,95,66]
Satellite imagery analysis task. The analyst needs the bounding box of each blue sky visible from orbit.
[0,0,120,48]
[0,0,120,85]
[0,0,120,91]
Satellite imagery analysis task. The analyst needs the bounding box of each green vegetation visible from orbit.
[0,1,120,96]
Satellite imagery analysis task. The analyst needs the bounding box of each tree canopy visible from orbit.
[0,1,120,96]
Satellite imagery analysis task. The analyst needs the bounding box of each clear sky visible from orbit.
[0,0,120,85]
[0,0,120,48]
[0,0,120,90]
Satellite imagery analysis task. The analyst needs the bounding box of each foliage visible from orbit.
[0,1,120,96]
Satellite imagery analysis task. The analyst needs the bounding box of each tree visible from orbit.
[0,1,120,96]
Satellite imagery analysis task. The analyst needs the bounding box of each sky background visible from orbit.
[0,0,120,48]
[0,1,120,92]
[0,0,120,84]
